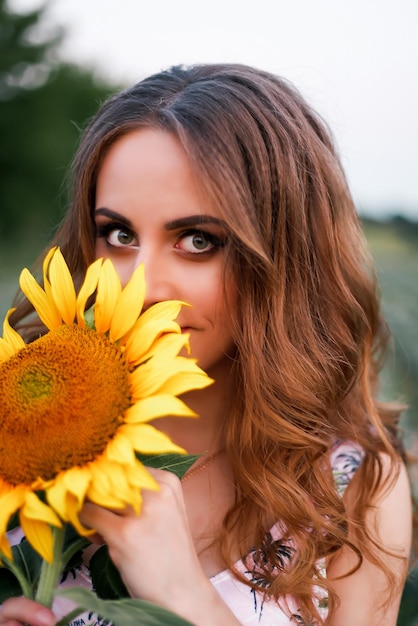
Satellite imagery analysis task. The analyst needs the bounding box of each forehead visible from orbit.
[96,129,224,220]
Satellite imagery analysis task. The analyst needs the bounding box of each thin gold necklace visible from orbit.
[181,449,224,483]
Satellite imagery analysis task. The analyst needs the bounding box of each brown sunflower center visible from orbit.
[0,324,131,485]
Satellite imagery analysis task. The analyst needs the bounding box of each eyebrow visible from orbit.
[94,208,226,231]
[95,208,134,228]
[165,215,226,230]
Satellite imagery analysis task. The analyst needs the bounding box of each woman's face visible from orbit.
[94,129,237,377]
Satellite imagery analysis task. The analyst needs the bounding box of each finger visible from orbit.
[86,530,105,545]
[79,469,186,539]
[79,501,121,530]
[0,597,56,626]
[144,467,185,509]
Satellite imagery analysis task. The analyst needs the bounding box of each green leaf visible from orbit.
[56,587,195,626]
[84,305,96,330]
[135,452,200,480]
[0,541,36,599]
[12,537,43,586]
[89,545,129,600]
[0,567,22,602]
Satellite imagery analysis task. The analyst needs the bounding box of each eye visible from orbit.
[96,223,138,248]
[178,231,222,254]
[107,228,136,247]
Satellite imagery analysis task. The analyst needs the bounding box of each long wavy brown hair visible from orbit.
[11,64,415,624]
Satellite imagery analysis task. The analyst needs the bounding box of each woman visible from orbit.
[0,63,414,626]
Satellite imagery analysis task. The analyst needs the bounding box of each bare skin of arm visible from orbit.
[327,459,413,626]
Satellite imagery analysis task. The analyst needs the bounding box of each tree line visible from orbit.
[0,0,121,247]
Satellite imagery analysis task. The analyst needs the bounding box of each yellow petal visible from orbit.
[88,461,140,509]
[20,517,55,562]
[109,264,145,342]
[96,455,158,494]
[64,466,92,496]
[22,491,62,528]
[87,462,144,511]
[49,249,77,324]
[46,469,93,535]
[62,491,93,536]
[45,478,67,521]
[0,311,25,361]
[104,464,143,503]
[141,300,184,323]
[19,268,62,329]
[140,332,190,363]
[0,534,12,561]
[86,483,131,511]
[120,423,186,454]
[106,432,136,465]
[47,467,91,520]
[0,484,27,536]
[94,260,122,333]
[43,246,57,274]
[2,309,25,350]
[131,355,212,397]
[125,319,182,366]
[134,323,186,359]
[126,461,160,492]
[42,247,57,304]
[76,258,103,326]
[158,368,213,397]
[87,463,112,500]
[20,492,62,563]
[124,395,198,423]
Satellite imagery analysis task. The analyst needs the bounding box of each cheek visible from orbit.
[95,244,136,287]
[202,273,236,322]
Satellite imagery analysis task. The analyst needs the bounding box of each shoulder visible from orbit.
[327,451,412,626]
[330,439,412,556]
[344,451,412,546]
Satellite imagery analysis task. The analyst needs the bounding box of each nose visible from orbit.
[135,249,177,311]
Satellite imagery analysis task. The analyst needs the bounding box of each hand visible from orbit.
[79,468,239,625]
[0,597,56,626]
[80,468,206,607]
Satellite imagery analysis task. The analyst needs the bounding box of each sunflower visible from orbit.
[0,247,211,563]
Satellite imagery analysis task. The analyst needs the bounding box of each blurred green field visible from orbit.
[363,218,418,436]
[0,240,45,321]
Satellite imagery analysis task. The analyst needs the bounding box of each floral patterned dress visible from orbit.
[7,440,364,626]
[210,440,364,625]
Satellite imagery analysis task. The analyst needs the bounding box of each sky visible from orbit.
[12,0,418,219]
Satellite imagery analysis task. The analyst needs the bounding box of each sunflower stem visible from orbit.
[35,526,65,608]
